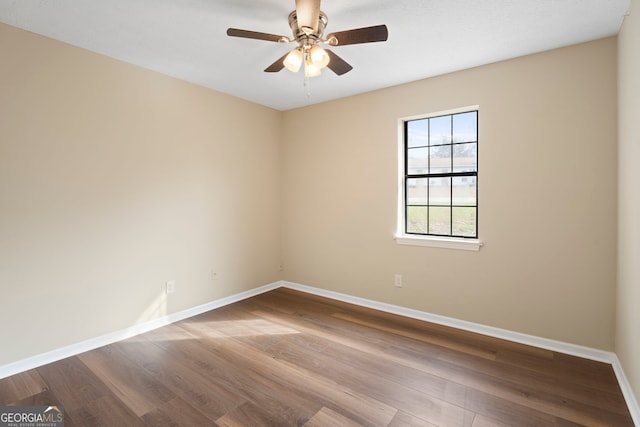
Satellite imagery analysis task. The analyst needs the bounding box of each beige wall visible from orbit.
[617,0,640,403]
[0,23,282,365]
[282,38,618,350]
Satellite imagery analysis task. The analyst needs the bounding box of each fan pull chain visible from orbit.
[304,76,312,98]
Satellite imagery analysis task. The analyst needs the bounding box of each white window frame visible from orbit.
[395,106,483,251]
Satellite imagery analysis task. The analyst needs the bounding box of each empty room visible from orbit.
[1,0,639,425]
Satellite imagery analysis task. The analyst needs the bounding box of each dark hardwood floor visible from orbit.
[0,287,633,426]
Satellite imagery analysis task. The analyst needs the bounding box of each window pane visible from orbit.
[452,207,477,237]
[406,178,427,205]
[403,109,478,239]
[429,177,450,206]
[430,115,451,145]
[407,119,428,148]
[407,147,428,174]
[453,143,477,172]
[452,177,476,206]
[429,145,451,173]
[407,206,428,233]
[453,112,477,143]
[429,207,451,235]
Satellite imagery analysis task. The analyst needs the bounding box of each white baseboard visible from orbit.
[2,279,638,426]
[0,281,281,380]
[612,354,640,425]
[281,280,640,425]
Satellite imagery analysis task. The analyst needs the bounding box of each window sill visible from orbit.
[395,234,483,251]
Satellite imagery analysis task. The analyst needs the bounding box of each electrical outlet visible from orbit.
[394,274,403,288]
[166,280,176,294]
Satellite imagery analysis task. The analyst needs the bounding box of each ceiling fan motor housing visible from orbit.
[288,10,328,46]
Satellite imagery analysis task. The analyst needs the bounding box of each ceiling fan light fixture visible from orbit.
[304,54,321,77]
[284,47,303,72]
[309,45,330,69]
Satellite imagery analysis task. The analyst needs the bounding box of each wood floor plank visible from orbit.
[69,394,146,427]
[471,414,510,427]
[310,288,555,360]
[179,317,399,426]
[389,411,440,426]
[0,369,47,404]
[332,311,499,360]
[257,332,474,426]
[248,300,553,425]
[216,401,288,427]
[77,345,175,417]
[303,407,363,427]
[34,356,114,412]
[143,324,320,425]
[283,330,469,406]
[438,346,631,418]
[141,397,216,427]
[298,286,620,404]
[0,288,632,426]
[249,297,633,426]
[108,337,246,421]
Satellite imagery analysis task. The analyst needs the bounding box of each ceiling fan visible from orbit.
[226,0,388,77]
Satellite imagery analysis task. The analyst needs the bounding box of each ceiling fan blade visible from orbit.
[295,0,321,34]
[325,49,353,76]
[264,52,289,73]
[326,25,388,46]
[227,28,290,43]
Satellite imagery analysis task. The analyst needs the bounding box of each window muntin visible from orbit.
[404,110,478,238]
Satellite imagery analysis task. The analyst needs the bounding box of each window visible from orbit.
[397,107,481,250]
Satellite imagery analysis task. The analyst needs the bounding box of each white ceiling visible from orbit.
[0,0,630,111]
